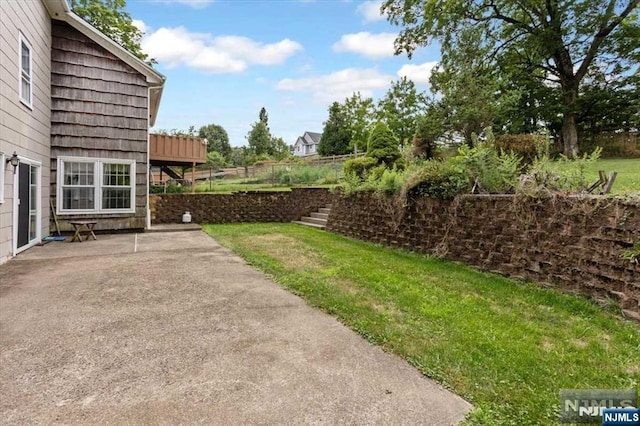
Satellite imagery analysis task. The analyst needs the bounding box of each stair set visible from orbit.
[293,205,331,229]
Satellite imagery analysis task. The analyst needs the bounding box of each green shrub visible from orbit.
[367,122,402,168]
[343,157,378,178]
[375,167,407,194]
[454,143,522,193]
[520,147,602,193]
[495,134,549,165]
[402,159,470,200]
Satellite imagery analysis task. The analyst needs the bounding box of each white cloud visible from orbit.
[132,19,148,34]
[356,0,385,23]
[332,32,397,59]
[155,0,214,9]
[397,61,438,86]
[276,68,394,103]
[141,27,303,74]
[213,36,303,65]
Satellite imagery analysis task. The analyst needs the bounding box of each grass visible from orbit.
[203,223,640,425]
[194,177,337,194]
[194,180,291,193]
[582,158,640,194]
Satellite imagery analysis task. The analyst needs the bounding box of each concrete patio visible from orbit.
[0,229,472,425]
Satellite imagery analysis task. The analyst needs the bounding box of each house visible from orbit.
[293,131,322,156]
[0,0,165,264]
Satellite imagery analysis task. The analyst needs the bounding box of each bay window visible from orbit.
[57,157,135,214]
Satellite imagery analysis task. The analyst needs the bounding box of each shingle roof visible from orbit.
[306,132,322,144]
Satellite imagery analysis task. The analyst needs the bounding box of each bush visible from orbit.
[495,134,549,165]
[454,143,522,193]
[367,122,402,168]
[375,167,407,194]
[402,159,470,200]
[519,147,602,194]
[343,157,378,178]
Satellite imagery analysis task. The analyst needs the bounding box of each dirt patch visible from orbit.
[236,234,326,272]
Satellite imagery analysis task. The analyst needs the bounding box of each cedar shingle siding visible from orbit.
[50,21,149,230]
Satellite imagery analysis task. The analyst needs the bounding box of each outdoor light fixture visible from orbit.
[6,152,19,174]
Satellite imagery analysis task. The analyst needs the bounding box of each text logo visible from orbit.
[602,408,640,425]
[560,389,638,423]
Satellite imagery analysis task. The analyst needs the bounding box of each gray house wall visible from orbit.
[50,21,149,231]
[0,0,52,264]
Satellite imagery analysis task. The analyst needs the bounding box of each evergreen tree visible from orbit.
[318,102,352,156]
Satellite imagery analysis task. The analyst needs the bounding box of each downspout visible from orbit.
[146,87,151,230]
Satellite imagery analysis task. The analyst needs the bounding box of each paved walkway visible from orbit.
[0,230,472,425]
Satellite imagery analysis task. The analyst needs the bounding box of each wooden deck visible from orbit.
[149,134,207,167]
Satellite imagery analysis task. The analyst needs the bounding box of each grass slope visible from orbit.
[204,223,640,425]
[583,159,640,194]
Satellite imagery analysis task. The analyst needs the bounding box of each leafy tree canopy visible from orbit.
[71,0,152,63]
[199,124,231,159]
[343,92,376,154]
[246,121,271,156]
[382,0,640,157]
[376,77,427,145]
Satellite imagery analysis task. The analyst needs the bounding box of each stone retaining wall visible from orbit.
[326,193,640,319]
[150,188,334,225]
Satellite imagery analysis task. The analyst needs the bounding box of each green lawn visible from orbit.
[204,223,640,425]
[583,158,640,194]
[194,179,336,194]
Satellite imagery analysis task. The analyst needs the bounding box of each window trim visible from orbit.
[18,32,33,109]
[0,152,5,203]
[57,157,136,215]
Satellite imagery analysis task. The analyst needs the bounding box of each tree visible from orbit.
[198,124,231,159]
[229,147,248,167]
[426,27,518,145]
[383,0,640,157]
[246,121,271,156]
[376,77,427,145]
[413,102,447,159]
[206,151,226,171]
[367,122,402,168]
[269,136,291,160]
[155,126,197,137]
[259,107,269,127]
[71,0,152,63]
[343,92,375,154]
[319,102,352,156]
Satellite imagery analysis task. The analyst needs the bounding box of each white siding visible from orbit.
[0,0,51,263]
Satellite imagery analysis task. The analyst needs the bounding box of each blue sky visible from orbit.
[126,0,440,147]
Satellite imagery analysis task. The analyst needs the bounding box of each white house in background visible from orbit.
[0,0,165,264]
[293,132,322,157]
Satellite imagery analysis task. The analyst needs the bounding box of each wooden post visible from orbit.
[192,161,196,193]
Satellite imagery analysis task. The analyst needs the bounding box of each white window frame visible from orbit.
[57,157,136,215]
[18,32,33,109]
[0,152,5,203]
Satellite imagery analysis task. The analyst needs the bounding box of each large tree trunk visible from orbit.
[561,113,579,158]
[560,79,580,158]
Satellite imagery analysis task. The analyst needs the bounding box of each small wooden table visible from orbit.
[68,220,97,242]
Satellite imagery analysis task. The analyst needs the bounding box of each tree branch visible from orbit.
[575,0,640,81]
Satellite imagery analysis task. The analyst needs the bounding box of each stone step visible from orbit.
[310,212,329,220]
[318,208,332,214]
[292,221,325,229]
[301,216,327,226]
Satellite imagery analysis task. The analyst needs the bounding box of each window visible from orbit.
[57,157,136,214]
[19,32,32,108]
